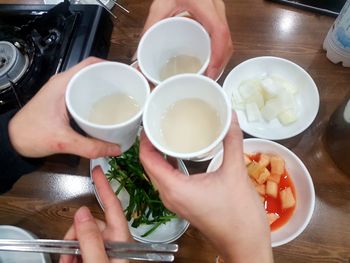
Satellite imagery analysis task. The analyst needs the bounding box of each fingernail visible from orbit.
[108,145,121,156]
[75,206,93,223]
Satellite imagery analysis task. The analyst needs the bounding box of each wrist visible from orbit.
[216,237,273,263]
[8,116,27,157]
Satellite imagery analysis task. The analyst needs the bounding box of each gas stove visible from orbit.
[0,1,113,113]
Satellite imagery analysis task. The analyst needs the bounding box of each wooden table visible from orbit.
[0,0,350,262]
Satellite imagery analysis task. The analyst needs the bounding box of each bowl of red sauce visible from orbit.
[207,138,315,247]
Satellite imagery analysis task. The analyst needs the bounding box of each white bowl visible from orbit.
[206,138,315,247]
[0,225,51,263]
[90,157,189,243]
[223,56,320,140]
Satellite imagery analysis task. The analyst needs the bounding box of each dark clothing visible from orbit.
[0,110,41,194]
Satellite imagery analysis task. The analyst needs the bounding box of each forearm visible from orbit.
[0,110,42,193]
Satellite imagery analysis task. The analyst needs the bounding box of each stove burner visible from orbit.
[0,2,113,113]
[0,41,29,90]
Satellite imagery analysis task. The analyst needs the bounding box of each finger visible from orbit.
[60,219,107,263]
[59,254,79,263]
[61,129,121,158]
[206,22,233,80]
[180,1,232,79]
[60,222,77,263]
[61,57,104,81]
[64,218,106,241]
[221,112,245,172]
[141,0,179,35]
[92,166,131,240]
[139,131,183,190]
[74,206,109,263]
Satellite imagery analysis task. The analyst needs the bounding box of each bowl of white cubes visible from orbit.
[223,56,320,140]
[207,138,315,247]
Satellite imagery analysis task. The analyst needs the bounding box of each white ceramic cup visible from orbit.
[66,61,150,153]
[137,17,211,86]
[142,74,231,161]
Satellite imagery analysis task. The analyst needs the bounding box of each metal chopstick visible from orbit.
[109,0,130,13]
[0,239,178,262]
[94,0,118,19]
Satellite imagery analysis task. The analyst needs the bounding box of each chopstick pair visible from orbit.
[0,239,178,262]
[93,0,130,20]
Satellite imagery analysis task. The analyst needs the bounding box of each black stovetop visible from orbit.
[0,1,113,113]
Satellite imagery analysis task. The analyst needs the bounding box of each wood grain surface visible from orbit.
[0,0,349,262]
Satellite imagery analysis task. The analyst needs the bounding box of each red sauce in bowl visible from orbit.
[247,153,296,231]
[265,172,296,231]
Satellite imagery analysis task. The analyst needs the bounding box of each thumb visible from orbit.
[63,129,121,159]
[221,112,245,173]
[74,206,109,263]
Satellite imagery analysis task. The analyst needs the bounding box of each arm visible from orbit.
[139,114,273,263]
[8,57,121,159]
[60,166,132,263]
[1,57,121,193]
[0,110,42,193]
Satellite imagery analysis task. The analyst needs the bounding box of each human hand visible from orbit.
[60,166,132,263]
[141,0,233,80]
[139,114,273,263]
[8,57,121,159]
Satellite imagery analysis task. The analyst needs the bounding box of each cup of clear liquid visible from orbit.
[137,17,211,86]
[65,61,150,152]
[142,74,231,161]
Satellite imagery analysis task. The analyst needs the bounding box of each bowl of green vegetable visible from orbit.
[90,138,190,243]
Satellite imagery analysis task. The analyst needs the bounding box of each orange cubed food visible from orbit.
[266,180,278,198]
[258,153,270,167]
[250,177,258,186]
[270,156,285,175]
[280,187,296,209]
[244,154,252,165]
[267,173,281,184]
[256,167,270,184]
[255,184,266,196]
[247,161,265,181]
[267,213,280,225]
[260,195,266,203]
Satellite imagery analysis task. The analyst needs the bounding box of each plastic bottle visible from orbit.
[323,0,350,66]
[324,96,350,175]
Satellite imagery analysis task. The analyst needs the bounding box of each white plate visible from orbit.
[0,225,51,263]
[223,56,320,140]
[90,157,189,243]
[207,138,315,247]
[44,0,115,10]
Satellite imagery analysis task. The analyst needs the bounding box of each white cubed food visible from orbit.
[260,98,284,121]
[246,102,262,122]
[239,80,260,100]
[278,109,298,125]
[231,87,245,110]
[276,90,296,110]
[271,75,298,95]
[261,77,283,99]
